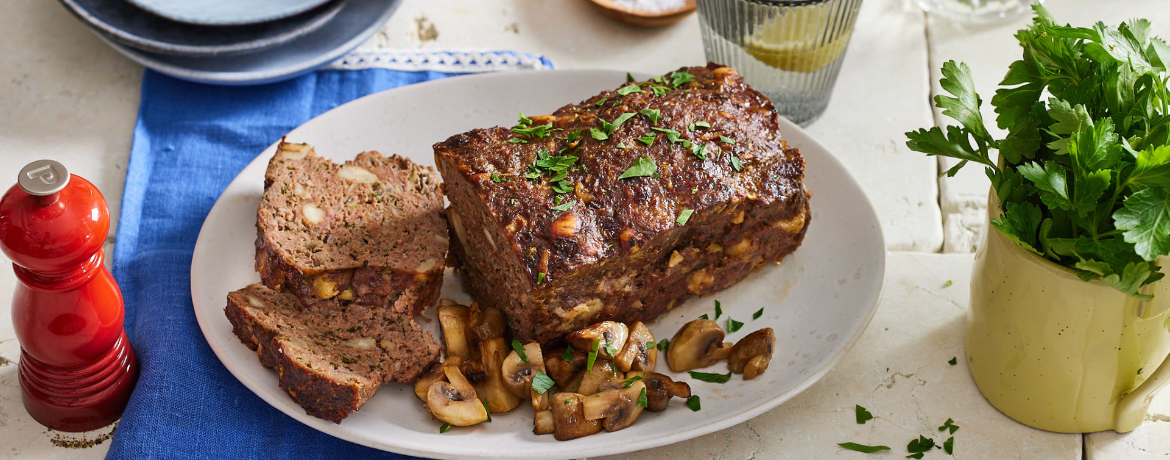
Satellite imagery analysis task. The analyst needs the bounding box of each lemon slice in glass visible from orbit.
[742,4,852,73]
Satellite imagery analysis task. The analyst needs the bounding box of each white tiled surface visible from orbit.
[0,0,1167,458]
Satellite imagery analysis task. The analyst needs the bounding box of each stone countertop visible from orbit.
[0,0,1167,458]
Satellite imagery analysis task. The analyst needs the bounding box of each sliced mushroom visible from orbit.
[581,381,646,432]
[577,360,623,395]
[460,359,488,387]
[425,361,489,426]
[501,341,546,398]
[643,372,691,411]
[414,357,462,402]
[534,410,555,435]
[438,303,472,360]
[728,328,775,380]
[476,338,522,413]
[667,319,732,372]
[614,321,656,372]
[551,393,603,441]
[545,348,586,385]
[559,371,584,393]
[467,302,507,345]
[568,321,629,360]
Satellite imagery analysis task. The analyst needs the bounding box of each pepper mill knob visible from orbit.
[0,160,138,432]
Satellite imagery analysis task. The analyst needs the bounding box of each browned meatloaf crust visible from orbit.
[434,64,810,344]
[225,283,440,423]
[255,142,448,316]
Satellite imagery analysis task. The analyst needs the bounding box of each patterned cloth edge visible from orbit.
[323,49,554,73]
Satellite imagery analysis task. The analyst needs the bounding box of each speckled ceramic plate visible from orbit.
[123,0,333,26]
[88,0,400,85]
[59,0,346,57]
[191,70,886,459]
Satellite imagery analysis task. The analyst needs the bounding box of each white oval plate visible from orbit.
[191,69,886,459]
[124,0,333,26]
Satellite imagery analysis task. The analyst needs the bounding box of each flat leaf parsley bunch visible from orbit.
[906,6,1170,299]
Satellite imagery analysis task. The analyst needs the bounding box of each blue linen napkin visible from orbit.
[106,50,553,460]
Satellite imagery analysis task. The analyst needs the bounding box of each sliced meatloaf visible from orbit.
[225,283,440,423]
[256,142,448,316]
[434,64,811,344]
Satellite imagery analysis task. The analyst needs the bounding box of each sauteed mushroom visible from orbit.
[643,372,691,411]
[545,347,586,385]
[534,410,555,435]
[425,361,489,426]
[667,319,732,371]
[501,341,546,398]
[568,321,629,360]
[414,357,462,402]
[438,303,472,360]
[467,303,507,344]
[550,393,602,440]
[476,337,522,412]
[614,321,656,373]
[577,360,623,395]
[581,381,647,432]
[728,328,774,380]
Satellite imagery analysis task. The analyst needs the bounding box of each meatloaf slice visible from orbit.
[435,64,810,344]
[256,142,448,316]
[225,283,440,423]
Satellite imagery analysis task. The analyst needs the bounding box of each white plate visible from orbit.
[124,0,333,26]
[191,69,886,459]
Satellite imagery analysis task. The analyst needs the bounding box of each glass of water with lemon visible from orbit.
[696,0,863,126]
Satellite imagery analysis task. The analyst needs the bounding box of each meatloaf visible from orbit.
[225,283,440,423]
[256,141,447,316]
[434,64,811,344]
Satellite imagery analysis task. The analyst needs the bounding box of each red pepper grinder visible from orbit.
[0,160,138,432]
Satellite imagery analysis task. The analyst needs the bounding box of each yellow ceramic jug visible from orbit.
[968,198,1170,433]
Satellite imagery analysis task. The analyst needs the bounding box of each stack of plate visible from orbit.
[60,0,403,85]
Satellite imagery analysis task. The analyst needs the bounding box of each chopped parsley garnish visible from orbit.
[639,108,662,124]
[714,300,722,319]
[906,435,936,459]
[753,308,764,320]
[551,200,575,211]
[670,70,696,87]
[516,112,533,127]
[856,405,874,424]
[652,75,664,84]
[948,357,958,366]
[648,84,669,96]
[699,314,709,320]
[513,122,558,139]
[656,338,669,352]
[508,138,528,144]
[838,443,890,454]
[646,340,655,350]
[532,371,556,394]
[626,72,635,82]
[594,97,608,107]
[551,180,574,194]
[616,84,645,96]
[676,209,694,226]
[612,112,636,130]
[564,398,573,404]
[944,279,953,287]
[562,345,574,363]
[617,142,628,149]
[688,371,732,383]
[943,436,954,455]
[537,272,546,284]
[727,318,744,333]
[939,418,959,434]
[491,172,505,183]
[586,339,600,371]
[730,155,743,171]
[719,135,736,144]
[623,375,644,388]
[686,395,701,411]
[590,127,608,141]
[637,133,656,145]
[511,339,529,363]
[691,142,708,160]
[1139,367,1145,374]
[439,423,452,433]
[604,337,620,356]
[618,156,657,179]
[689,121,711,131]
[651,127,683,143]
[636,387,648,407]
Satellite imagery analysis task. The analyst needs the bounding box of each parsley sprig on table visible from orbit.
[905,5,1170,299]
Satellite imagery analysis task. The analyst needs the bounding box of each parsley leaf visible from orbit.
[626,72,635,83]
[838,443,890,454]
[532,371,556,394]
[616,84,645,96]
[618,157,657,179]
[949,357,958,365]
[636,387,648,407]
[537,272,546,284]
[657,338,669,351]
[670,70,696,87]
[491,172,505,183]
[516,112,533,126]
[513,122,558,139]
[551,200,576,212]
[562,345,574,363]
[727,318,744,333]
[906,435,936,457]
[594,97,608,107]
[587,339,599,372]
[752,308,764,320]
[639,108,662,124]
[856,405,874,424]
[714,300,722,319]
[719,135,736,144]
[689,121,711,131]
[637,133,656,145]
[508,137,527,144]
[676,209,694,226]
[439,423,452,433]
[511,339,529,363]
[623,374,644,388]
[699,314,709,320]
[688,371,732,383]
[611,112,637,132]
[691,142,709,160]
[652,126,683,143]
[484,400,491,422]
[939,418,960,434]
[944,436,954,455]
[590,127,608,141]
[730,155,743,171]
[686,395,701,411]
[1114,188,1170,261]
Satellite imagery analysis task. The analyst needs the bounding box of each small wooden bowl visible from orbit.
[587,0,697,27]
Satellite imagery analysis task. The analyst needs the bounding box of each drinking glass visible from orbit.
[696,0,863,126]
[914,0,1041,25]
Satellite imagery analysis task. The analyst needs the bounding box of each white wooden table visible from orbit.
[1,0,1167,458]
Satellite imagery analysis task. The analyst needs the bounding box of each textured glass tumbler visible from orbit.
[697,0,863,126]
[914,0,1041,25]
